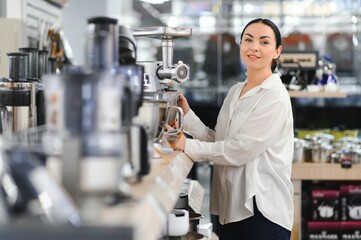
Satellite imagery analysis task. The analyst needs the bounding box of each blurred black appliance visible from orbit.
[0,52,37,133]
[118,26,137,65]
[19,47,46,126]
[278,50,319,90]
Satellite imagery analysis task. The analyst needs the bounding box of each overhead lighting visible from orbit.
[353,35,358,47]
[168,16,178,27]
[140,0,169,4]
[328,2,337,12]
[199,15,216,33]
[244,3,253,13]
[352,16,358,24]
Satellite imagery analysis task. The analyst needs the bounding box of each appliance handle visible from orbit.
[163,106,183,136]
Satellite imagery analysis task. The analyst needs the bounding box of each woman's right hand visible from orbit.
[178,93,190,115]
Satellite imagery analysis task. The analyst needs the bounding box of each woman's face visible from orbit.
[240,22,282,72]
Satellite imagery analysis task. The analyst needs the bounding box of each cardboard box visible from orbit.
[307,221,340,240]
[312,190,340,221]
[340,185,361,221]
[340,221,361,240]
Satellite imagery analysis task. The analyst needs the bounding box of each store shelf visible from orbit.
[291,162,361,240]
[292,162,361,180]
[0,151,199,240]
[288,91,347,98]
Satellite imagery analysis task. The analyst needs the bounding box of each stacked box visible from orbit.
[308,221,340,240]
[340,222,361,240]
[312,190,340,221]
[340,185,361,221]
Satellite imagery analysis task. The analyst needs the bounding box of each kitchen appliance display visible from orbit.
[132,26,192,148]
[0,16,200,240]
[0,52,37,133]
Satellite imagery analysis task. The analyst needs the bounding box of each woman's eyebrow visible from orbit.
[260,36,271,39]
[245,33,253,38]
[245,33,271,39]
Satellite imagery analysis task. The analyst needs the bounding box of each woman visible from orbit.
[168,18,294,239]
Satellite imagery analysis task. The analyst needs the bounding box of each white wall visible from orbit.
[61,0,107,66]
[3,0,25,19]
[61,0,135,66]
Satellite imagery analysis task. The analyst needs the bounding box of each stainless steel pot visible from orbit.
[310,142,334,163]
[319,143,333,163]
[293,138,306,163]
[303,135,333,163]
[337,148,361,165]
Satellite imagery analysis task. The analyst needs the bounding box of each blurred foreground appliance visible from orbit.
[19,47,46,126]
[0,52,37,133]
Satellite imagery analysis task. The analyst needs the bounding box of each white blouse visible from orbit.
[183,73,294,231]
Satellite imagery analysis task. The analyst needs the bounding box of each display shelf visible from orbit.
[291,162,361,180]
[0,151,200,240]
[288,90,347,98]
[291,162,361,240]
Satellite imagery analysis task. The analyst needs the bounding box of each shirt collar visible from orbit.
[237,73,281,99]
[259,73,281,89]
[239,73,281,90]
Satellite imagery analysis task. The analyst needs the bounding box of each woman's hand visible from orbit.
[173,132,186,152]
[165,124,187,152]
[178,93,190,115]
[168,131,186,152]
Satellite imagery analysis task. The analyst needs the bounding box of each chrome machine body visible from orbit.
[0,52,37,133]
[132,26,192,146]
[132,26,192,91]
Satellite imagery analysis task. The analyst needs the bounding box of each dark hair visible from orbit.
[240,18,282,72]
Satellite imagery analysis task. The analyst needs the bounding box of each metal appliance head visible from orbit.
[132,26,192,90]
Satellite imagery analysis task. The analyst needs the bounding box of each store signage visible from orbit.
[278,51,319,70]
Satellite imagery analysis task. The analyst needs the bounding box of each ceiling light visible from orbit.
[140,0,169,4]
[244,3,253,13]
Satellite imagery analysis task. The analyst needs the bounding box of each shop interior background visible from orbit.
[1,0,361,129]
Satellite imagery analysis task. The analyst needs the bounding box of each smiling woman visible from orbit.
[239,19,283,97]
[165,18,294,240]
